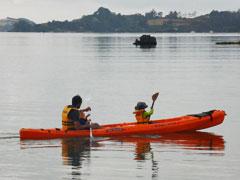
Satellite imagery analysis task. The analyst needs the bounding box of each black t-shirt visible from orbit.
[67,105,86,125]
[68,108,80,122]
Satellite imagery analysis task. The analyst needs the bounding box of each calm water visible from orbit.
[0,33,240,179]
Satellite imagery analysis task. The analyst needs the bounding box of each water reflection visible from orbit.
[61,137,102,179]
[112,131,225,155]
[112,132,225,179]
[19,131,225,179]
[61,138,91,167]
[133,140,159,178]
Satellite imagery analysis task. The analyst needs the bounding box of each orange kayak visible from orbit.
[19,110,226,140]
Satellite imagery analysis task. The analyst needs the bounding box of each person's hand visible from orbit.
[85,107,91,111]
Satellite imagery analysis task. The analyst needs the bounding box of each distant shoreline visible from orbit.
[1,8,240,33]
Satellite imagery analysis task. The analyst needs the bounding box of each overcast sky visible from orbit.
[0,0,239,23]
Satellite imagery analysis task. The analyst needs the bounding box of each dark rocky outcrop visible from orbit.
[133,35,157,48]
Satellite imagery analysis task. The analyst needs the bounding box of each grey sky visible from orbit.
[0,0,239,23]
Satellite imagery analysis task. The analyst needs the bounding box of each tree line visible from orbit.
[10,7,240,32]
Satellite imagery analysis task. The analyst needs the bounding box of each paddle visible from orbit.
[89,120,93,141]
[84,96,93,140]
[86,114,94,141]
[149,92,159,120]
[150,92,159,109]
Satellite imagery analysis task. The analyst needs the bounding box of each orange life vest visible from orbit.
[62,106,78,131]
[133,109,150,123]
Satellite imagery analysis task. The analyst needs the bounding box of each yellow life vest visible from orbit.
[133,109,150,124]
[62,106,79,131]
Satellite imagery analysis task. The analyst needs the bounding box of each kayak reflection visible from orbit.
[111,131,225,160]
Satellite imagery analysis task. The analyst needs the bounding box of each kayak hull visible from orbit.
[19,110,226,140]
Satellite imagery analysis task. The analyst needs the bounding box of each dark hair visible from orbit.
[72,95,82,107]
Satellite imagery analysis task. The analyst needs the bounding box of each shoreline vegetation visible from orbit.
[0,7,240,33]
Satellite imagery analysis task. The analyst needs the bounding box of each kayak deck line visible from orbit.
[19,110,226,140]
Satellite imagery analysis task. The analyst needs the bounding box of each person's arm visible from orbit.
[69,110,89,130]
[81,107,91,112]
[143,109,154,118]
[79,107,91,119]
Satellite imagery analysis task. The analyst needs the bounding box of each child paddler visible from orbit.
[133,92,159,124]
[133,102,154,124]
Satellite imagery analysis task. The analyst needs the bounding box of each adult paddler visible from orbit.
[62,95,100,131]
